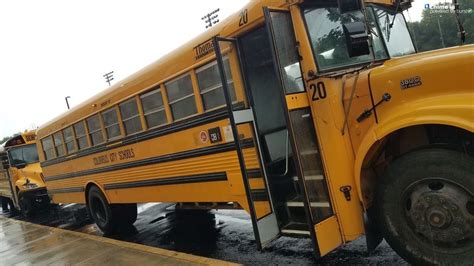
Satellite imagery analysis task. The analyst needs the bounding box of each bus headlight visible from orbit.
[22,179,38,189]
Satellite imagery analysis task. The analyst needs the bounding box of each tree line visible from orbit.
[407,0,473,51]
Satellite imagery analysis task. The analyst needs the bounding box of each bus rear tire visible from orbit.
[87,186,137,234]
[376,149,473,265]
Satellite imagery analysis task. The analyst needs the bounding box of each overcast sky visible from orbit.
[0,0,445,138]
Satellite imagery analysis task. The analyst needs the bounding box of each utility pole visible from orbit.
[202,9,220,29]
[65,96,71,110]
[103,71,114,86]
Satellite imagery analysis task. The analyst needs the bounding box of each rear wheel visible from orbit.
[87,186,137,234]
[376,149,473,265]
[1,197,18,215]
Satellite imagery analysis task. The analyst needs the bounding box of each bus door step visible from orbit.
[286,201,330,208]
[281,222,311,237]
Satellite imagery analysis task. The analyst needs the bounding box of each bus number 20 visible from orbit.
[310,82,327,101]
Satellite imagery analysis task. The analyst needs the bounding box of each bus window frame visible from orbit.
[73,120,89,150]
[87,114,106,146]
[53,131,66,157]
[195,56,237,112]
[63,126,77,155]
[41,136,56,161]
[119,97,144,136]
[101,106,123,141]
[165,72,199,121]
[140,87,168,130]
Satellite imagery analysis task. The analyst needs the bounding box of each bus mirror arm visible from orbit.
[1,160,9,170]
[357,93,391,122]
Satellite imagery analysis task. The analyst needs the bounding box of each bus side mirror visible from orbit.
[337,0,362,14]
[343,21,370,57]
[1,159,10,170]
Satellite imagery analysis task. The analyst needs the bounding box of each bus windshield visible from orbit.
[9,144,39,165]
[374,7,416,57]
[303,5,415,71]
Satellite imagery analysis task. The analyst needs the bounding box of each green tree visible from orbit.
[407,0,474,52]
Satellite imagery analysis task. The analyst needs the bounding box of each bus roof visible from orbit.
[37,0,288,139]
[4,131,37,148]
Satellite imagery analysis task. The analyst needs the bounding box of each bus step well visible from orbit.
[281,222,311,236]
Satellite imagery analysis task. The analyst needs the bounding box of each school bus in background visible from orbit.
[36,0,473,264]
[0,131,49,216]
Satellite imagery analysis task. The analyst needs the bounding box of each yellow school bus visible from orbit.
[36,0,473,264]
[0,131,49,216]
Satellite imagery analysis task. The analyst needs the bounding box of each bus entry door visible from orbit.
[264,8,343,257]
[214,37,280,250]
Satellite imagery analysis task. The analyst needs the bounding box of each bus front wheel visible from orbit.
[376,149,473,265]
[87,186,137,234]
[19,195,35,218]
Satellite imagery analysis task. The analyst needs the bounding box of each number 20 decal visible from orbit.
[239,9,248,26]
[310,82,327,101]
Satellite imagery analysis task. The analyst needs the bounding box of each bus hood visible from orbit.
[369,44,474,107]
[17,162,46,189]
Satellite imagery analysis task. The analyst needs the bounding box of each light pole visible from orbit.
[65,96,71,110]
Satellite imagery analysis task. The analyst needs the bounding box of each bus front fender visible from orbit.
[353,95,474,207]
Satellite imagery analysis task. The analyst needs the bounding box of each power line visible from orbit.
[103,71,114,86]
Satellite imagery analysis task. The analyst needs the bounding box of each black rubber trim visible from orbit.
[48,187,85,194]
[247,169,262,179]
[44,138,254,182]
[41,104,243,168]
[104,172,227,190]
[251,189,269,202]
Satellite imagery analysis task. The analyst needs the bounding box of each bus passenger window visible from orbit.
[102,107,121,140]
[165,74,197,120]
[53,132,65,157]
[63,127,76,153]
[87,114,104,146]
[74,121,89,150]
[42,136,55,160]
[140,88,167,128]
[196,58,236,111]
[120,98,143,135]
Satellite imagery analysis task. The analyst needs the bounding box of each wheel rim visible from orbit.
[91,197,107,225]
[403,178,473,252]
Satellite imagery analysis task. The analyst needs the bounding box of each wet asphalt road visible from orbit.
[1,204,406,265]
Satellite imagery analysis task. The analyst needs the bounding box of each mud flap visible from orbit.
[364,208,383,254]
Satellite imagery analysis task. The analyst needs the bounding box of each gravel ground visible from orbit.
[1,203,407,265]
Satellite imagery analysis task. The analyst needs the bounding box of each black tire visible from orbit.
[1,197,18,215]
[8,199,19,215]
[87,186,137,234]
[1,197,8,211]
[376,149,473,265]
